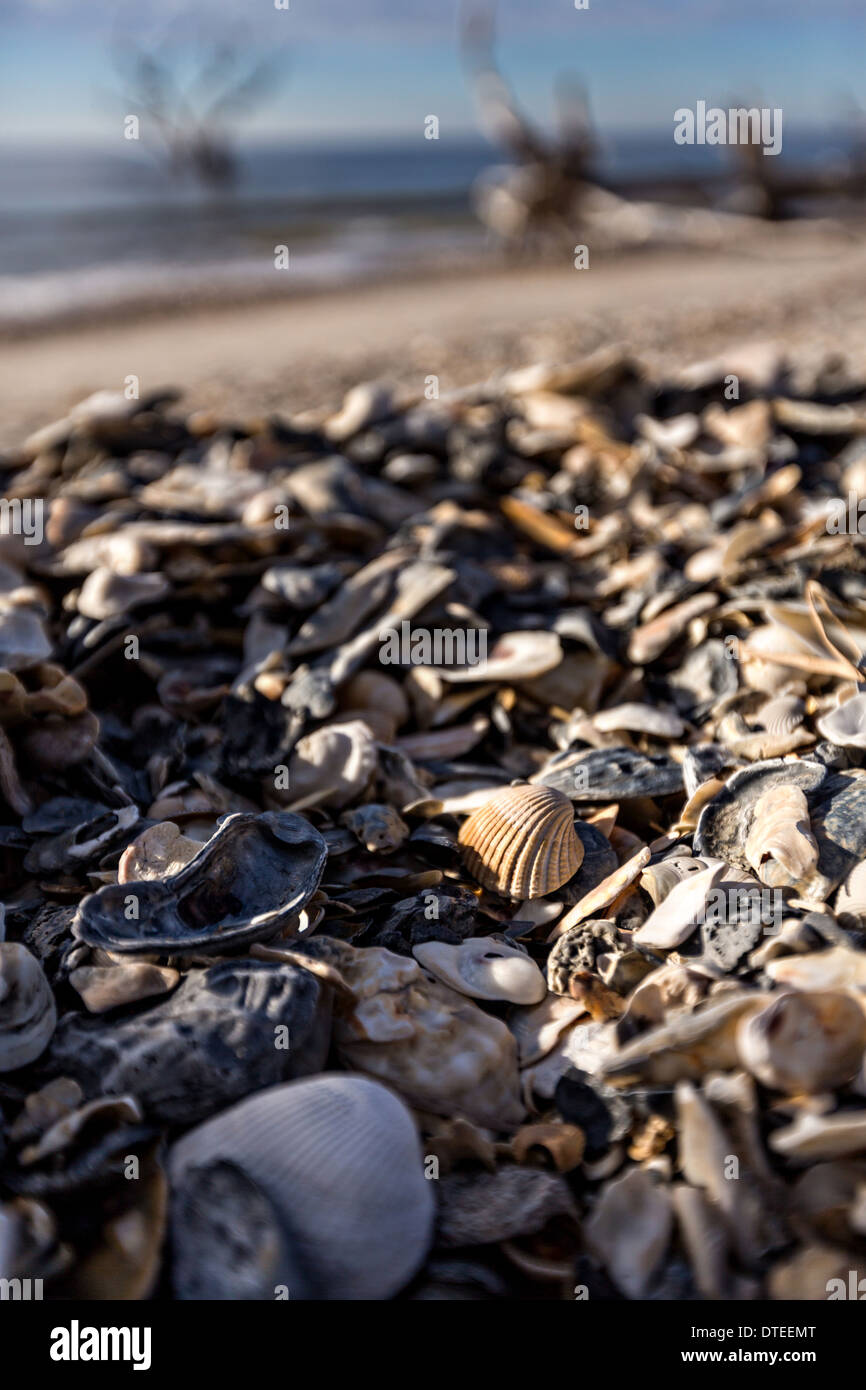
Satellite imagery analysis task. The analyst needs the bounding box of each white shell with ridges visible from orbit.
[169,1074,434,1300]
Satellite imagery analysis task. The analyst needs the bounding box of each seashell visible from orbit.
[0,944,56,1072]
[74,811,327,956]
[627,592,718,665]
[169,1075,434,1300]
[509,993,588,1066]
[23,803,139,877]
[602,993,769,1085]
[769,1245,866,1301]
[769,1110,866,1163]
[584,1166,673,1299]
[69,963,180,1014]
[118,821,203,883]
[339,669,409,729]
[744,783,819,887]
[296,937,525,1129]
[435,1166,578,1248]
[550,845,651,938]
[767,946,866,992]
[534,745,684,802]
[75,567,170,620]
[633,863,725,950]
[639,855,714,907]
[284,719,377,810]
[340,802,409,853]
[593,703,685,738]
[0,608,52,671]
[547,919,617,996]
[736,990,866,1094]
[44,959,330,1125]
[435,630,562,683]
[696,758,866,899]
[506,1121,586,1172]
[755,694,806,736]
[836,859,866,918]
[458,784,583,899]
[558,820,619,904]
[413,937,546,1005]
[817,693,866,748]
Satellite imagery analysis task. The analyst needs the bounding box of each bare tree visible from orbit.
[112,24,289,190]
[461,1,600,249]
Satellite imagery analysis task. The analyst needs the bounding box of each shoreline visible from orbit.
[2,228,866,448]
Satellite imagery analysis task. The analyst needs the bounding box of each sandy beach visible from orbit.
[4,223,866,448]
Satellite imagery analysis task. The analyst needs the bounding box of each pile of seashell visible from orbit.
[3,346,866,1298]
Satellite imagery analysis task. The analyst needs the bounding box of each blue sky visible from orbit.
[1,0,863,145]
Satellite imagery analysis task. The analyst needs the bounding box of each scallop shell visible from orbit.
[458,784,583,899]
[736,990,866,1094]
[0,944,56,1072]
[413,937,546,1005]
[817,693,866,749]
[169,1075,434,1300]
[744,783,819,888]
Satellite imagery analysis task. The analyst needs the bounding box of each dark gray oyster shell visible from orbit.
[695,758,866,897]
[558,822,619,904]
[73,811,327,956]
[43,959,329,1125]
[533,746,683,802]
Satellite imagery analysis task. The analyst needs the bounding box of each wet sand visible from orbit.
[2,226,866,447]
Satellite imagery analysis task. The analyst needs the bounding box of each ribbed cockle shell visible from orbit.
[458,784,584,899]
[169,1075,434,1300]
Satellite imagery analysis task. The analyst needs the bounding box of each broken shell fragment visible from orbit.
[744,783,819,888]
[413,937,546,1005]
[170,1075,434,1300]
[458,783,584,899]
[736,990,866,1094]
[0,944,56,1072]
[73,811,328,955]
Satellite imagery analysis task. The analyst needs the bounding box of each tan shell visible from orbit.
[458,784,583,899]
[0,943,56,1072]
[295,938,525,1130]
[744,783,819,887]
[413,938,546,1005]
[736,990,866,1094]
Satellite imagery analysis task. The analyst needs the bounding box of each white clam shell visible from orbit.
[817,694,866,749]
[0,943,56,1072]
[170,1075,434,1300]
[413,938,546,1005]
